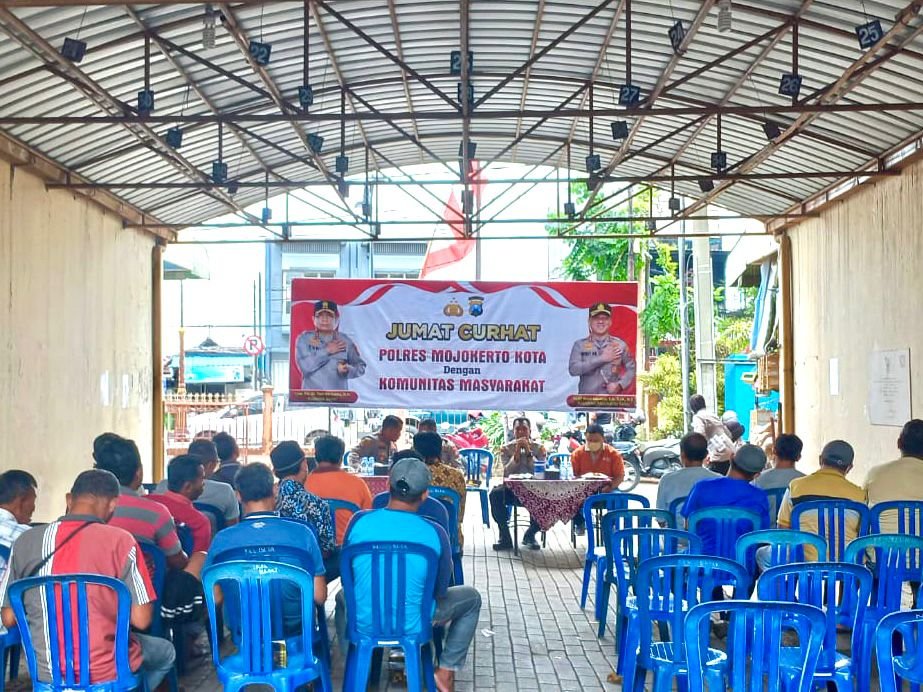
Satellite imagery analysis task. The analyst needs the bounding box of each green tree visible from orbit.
[546,183,648,281]
[640,242,682,346]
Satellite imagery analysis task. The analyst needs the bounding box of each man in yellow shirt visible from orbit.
[776,440,866,561]
[865,419,923,534]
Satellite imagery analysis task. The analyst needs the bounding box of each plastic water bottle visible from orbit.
[562,457,573,480]
[361,456,372,475]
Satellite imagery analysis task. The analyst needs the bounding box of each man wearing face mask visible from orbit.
[569,424,625,536]
[295,299,366,391]
[489,416,547,551]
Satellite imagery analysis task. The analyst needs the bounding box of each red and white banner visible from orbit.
[289,278,638,411]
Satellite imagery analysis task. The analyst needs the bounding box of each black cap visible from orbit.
[314,299,338,316]
[270,441,305,476]
[821,440,855,469]
[589,302,612,317]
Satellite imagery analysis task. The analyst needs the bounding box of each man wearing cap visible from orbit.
[681,444,771,557]
[295,299,366,391]
[489,416,546,551]
[271,440,337,578]
[776,440,866,561]
[568,303,636,395]
[339,458,482,692]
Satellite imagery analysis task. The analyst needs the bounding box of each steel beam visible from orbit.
[0,7,264,226]
[219,3,359,221]
[315,0,458,110]
[672,0,923,223]
[7,100,923,127]
[385,0,424,162]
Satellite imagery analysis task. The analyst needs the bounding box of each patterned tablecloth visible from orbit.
[359,475,390,498]
[503,478,610,532]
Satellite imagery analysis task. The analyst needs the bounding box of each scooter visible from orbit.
[639,438,683,478]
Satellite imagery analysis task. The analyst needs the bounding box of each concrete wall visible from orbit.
[0,159,155,521]
[788,157,923,481]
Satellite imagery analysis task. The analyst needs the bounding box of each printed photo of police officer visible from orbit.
[294,299,366,390]
[568,302,636,395]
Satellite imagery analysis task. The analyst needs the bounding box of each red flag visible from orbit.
[419,162,485,279]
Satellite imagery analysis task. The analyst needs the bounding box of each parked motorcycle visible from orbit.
[443,424,489,450]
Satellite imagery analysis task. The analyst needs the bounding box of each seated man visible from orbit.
[93,433,189,572]
[418,418,461,469]
[154,438,240,531]
[340,458,482,692]
[570,423,625,536]
[754,433,805,491]
[150,455,212,554]
[271,441,336,578]
[414,431,466,546]
[0,470,175,691]
[348,414,403,470]
[207,463,326,637]
[489,416,547,551]
[656,433,720,519]
[0,470,37,579]
[777,440,865,561]
[305,435,373,546]
[681,444,770,556]
[865,419,923,533]
[210,432,242,489]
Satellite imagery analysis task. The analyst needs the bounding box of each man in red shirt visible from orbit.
[150,455,212,555]
[570,424,625,536]
[0,470,175,690]
[93,433,188,572]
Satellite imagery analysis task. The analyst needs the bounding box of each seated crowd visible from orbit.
[0,420,485,691]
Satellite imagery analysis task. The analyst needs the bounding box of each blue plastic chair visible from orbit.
[667,495,688,526]
[791,498,870,562]
[687,507,763,560]
[871,499,923,535]
[875,608,923,691]
[685,599,826,692]
[459,448,493,527]
[763,487,788,528]
[595,508,675,628]
[194,501,227,535]
[8,574,144,691]
[207,538,330,671]
[427,486,464,585]
[340,541,439,692]
[0,544,21,692]
[622,554,750,692]
[845,533,923,688]
[757,562,873,690]
[734,528,828,582]
[578,492,650,616]
[601,526,701,670]
[176,523,194,556]
[326,499,361,545]
[202,560,333,692]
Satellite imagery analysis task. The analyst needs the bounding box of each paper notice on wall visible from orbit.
[868,349,912,426]
[829,358,840,396]
[99,371,110,407]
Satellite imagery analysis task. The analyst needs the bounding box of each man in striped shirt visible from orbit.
[93,433,188,572]
[0,470,175,690]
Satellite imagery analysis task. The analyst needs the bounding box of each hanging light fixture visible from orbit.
[202,5,217,49]
[717,0,732,33]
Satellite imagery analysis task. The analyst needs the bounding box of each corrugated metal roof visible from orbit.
[1,0,923,229]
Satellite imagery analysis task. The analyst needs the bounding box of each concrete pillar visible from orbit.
[692,218,718,412]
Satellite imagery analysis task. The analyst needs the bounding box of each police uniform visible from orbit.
[295,300,367,390]
[568,302,636,395]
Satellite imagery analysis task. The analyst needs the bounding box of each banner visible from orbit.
[289,279,638,411]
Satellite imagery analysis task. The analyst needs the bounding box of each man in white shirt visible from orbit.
[690,394,735,476]
[656,433,720,521]
[0,469,37,633]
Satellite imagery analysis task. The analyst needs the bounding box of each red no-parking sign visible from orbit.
[243,335,264,356]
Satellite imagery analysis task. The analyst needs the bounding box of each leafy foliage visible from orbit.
[638,353,693,438]
[547,183,648,281]
[640,243,682,346]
